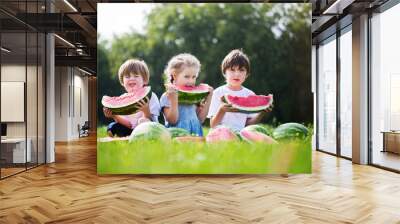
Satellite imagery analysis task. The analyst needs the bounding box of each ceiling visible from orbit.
[0,0,393,75]
[1,0,98,74]
[311,0,390,43]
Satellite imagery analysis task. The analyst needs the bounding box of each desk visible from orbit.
[382,131,400,154]
[1,138,31,163]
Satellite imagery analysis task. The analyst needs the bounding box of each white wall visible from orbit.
[55,67,69,141]
[1,65,42,138]
[72,72,89,138]
[1,65,26,139]
[54,66,89,141]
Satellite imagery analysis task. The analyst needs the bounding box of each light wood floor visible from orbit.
[1,135,400,223]
[373,150,400,171]
[1,163,46,178]
[1,167,26,177]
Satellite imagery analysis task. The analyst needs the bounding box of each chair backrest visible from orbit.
[82,121,90,129]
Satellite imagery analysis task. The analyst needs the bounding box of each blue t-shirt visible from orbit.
[160,93,203,136]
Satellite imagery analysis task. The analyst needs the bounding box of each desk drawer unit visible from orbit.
[383,132,400,154]
[0,139,31,164]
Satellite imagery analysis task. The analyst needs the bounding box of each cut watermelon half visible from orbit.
[240,129,277,144]
[206,126,239,143]
[223,94,273,113]
[175,83,210,104]
[102,86,151,115]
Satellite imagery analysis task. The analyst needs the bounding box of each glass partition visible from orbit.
[27,30,38,169]
[371,3,400,171]
[339,27,352,158]
[0,1,46,179]
[1,30,28,178]
[317,35,337,155]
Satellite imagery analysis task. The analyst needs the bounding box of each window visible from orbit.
[317,35,337,154]
[370,3,400,171]
[339,28,352,158]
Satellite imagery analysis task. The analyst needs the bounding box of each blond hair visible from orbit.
[118,59,150,86]
[164,53,201,84]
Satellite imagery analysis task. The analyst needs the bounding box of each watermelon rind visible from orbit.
[223,94,273,114]
[176,84,210,104]
[129,122,172,142]
[234,130,243,141]
[168,127,191,138]
[239,130,253,143]
[102,86,152,115]
[272,122,309,141]
[243,125,272,136]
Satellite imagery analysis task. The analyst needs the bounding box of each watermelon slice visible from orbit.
[223,94,273,113]
[175,84,210,104]
[206,126,240,143]
[240,129,277,144]
[102,86,151,115]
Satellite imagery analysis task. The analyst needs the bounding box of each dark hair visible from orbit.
[221,49,250,76]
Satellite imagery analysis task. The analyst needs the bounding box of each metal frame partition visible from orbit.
[315,16,353,161]
[367,0,400,173]
[0,1,47,180]
[315,0,400,173]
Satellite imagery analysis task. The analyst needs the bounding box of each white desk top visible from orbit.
[1,138,27,143]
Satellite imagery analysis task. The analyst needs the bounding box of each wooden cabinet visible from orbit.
[382,132,400,154]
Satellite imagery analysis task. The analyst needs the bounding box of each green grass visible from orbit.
[98,126,108,138]
[97,126,311,174]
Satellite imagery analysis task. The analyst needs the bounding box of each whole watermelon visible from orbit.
[272,123,309,140]
[168,127,190,138]
[129,122,171,142]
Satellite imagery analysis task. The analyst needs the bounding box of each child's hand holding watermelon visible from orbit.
[206,84,214,96]
[219,95,240,113]
[103,107,114,118]
[263,102,273,113]
[165,83,178,102]
[136,97,151,119]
